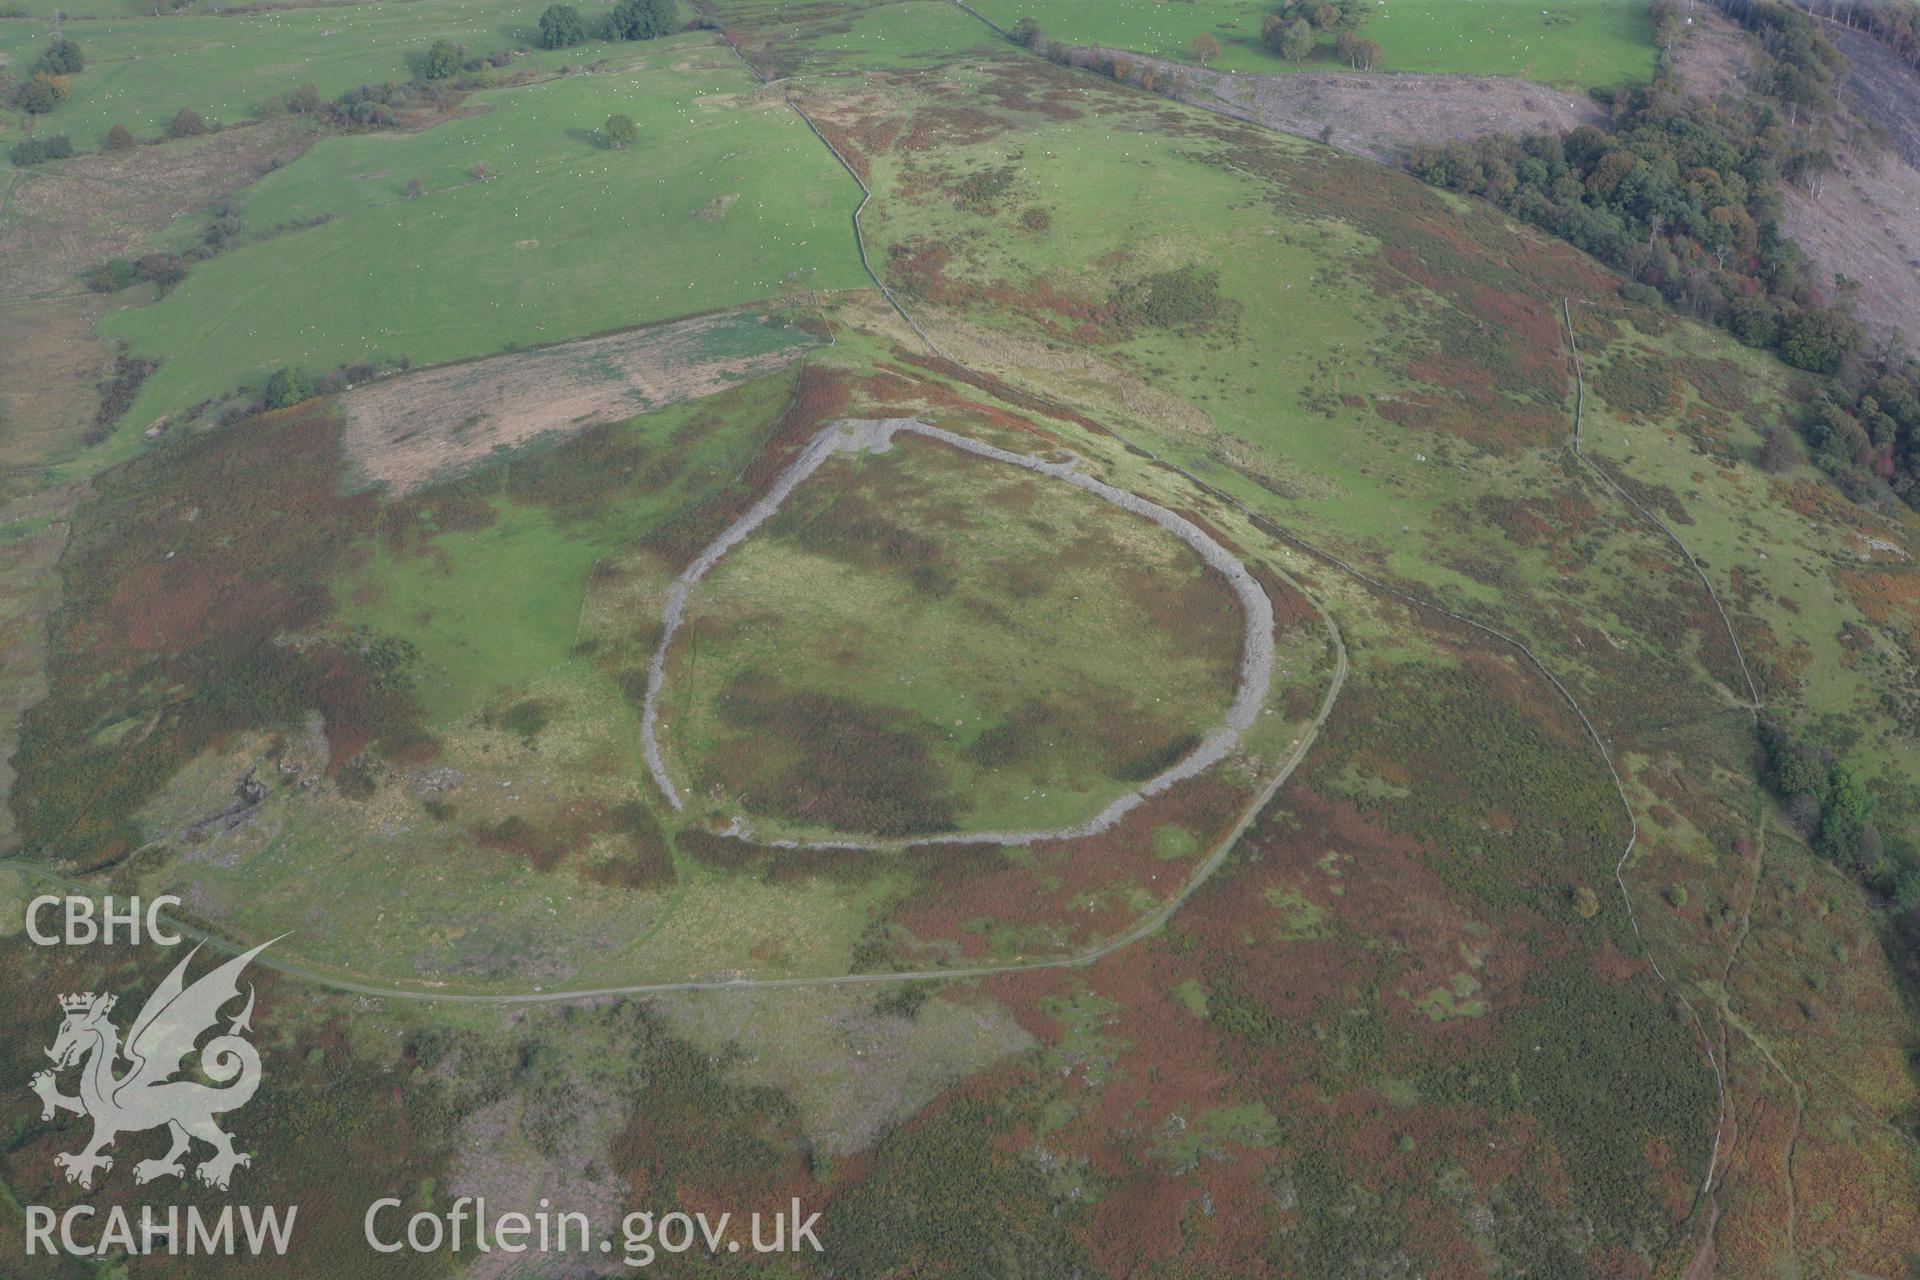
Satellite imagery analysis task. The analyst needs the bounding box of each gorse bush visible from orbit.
[1110,264,1227,331]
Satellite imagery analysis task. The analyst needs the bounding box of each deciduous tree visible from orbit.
[1336,31,1381,69]
[538,4,586,49]
[609,0,673,40]
[13,76,61,114]
[264,366,313,409]
[424,39,464,79]
[36,38,84,75]
[1279,18,1312,60]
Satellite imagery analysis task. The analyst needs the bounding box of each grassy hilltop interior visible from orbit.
[1,0,1916,1274]
[656,428,1249,840]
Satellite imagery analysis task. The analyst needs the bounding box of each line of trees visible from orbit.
[537,0,674,49]
[8,134,73,165]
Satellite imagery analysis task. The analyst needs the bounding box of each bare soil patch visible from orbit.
[1671,6,1750,100]
[1677,11,1920,345]
[338,312,817,494]
[1101,52,1602,164]
[1784,24,1920,345]
[0,119,316,299]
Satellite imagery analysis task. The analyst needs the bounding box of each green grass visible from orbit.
[1572,311,1920,840]
[94,40,867,433]
[0,0,614,140]
[853,63,1733,710]
[658,432,1245,837]
[967,0,1656,87]
[337,360,815,727]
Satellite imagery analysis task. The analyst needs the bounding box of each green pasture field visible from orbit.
[0,0,614,138]
[796,0,1000,73]
[93,39,868,435]
[658,430,1246,839]
[336,351,815,729]
[966,0,1656,87]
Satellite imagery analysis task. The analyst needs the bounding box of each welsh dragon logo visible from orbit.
[30,939,275,1192]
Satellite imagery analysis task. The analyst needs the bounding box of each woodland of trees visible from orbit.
[1718,0,1920,69]
[1411,0,1920,511]
[1762,719,1920,910]
[7,39,84,116]
[1259,0,1381,68]
[538,0,674,49]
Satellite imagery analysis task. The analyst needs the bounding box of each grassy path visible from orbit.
[1564,298,1762,713]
